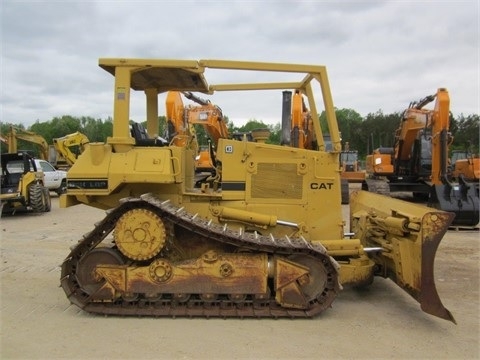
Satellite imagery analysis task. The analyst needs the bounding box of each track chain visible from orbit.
[364,179,391,195]
[60,193,340,318]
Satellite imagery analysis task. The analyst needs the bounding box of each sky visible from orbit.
[1,0,479,129]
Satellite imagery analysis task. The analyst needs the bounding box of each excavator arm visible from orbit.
[165,91,229,174]
[7,126,49,160]
[52,132,90,166]
[182,91,229,147]
[427,89,478,225]
[394,93,436,168]
[290,90,314,149]
[165,90,229,148]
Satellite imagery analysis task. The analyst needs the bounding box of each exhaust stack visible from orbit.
[281,91,292,146]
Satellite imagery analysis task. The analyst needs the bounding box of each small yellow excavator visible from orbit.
[51,132,90,169]
[6,126,49,160]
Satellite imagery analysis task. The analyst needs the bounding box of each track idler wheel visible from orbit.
[274,254,329,309]
[75,248,124,296]
[288,254,328,302]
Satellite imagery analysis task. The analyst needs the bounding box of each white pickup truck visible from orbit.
[34,159,67,195]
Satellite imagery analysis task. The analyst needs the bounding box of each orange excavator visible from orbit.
[363,88,479,226]
[283,90,316,149]
[164,91,229,178]
[450,148,480,183]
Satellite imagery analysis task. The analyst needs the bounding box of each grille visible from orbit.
[251,163,302,199]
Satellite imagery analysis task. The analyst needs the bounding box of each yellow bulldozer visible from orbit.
[340,142,366,183]
[59,58,455,323]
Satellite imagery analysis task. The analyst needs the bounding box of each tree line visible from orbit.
[1,109,478,159]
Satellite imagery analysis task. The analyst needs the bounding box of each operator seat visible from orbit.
[130,123,167,146]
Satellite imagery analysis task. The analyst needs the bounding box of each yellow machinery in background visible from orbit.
[0,151,51,214]
[3,126,89,171]
[6,126,49,160]
[51,132,90,169]
[340,142,366,183]
[60,58,455,323]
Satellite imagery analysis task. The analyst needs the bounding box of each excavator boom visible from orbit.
[52,132,90,167]
[6,126,49,160]
[428,90,479,226]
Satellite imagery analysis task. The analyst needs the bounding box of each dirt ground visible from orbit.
[1,193,479,360]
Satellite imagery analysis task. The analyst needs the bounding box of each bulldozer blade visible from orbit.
[429,183,479,227]
[350,190,456,323]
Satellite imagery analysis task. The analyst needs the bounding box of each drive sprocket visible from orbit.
[113,207,166,261]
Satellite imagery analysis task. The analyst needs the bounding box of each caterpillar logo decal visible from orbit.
[310,182,334,190]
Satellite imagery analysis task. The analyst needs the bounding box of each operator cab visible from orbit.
[1,152,38,193]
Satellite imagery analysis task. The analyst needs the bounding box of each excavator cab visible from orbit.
[407,129,432,180]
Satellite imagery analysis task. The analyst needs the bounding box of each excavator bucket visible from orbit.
[429,183,479,227]
[350,190,456,323]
